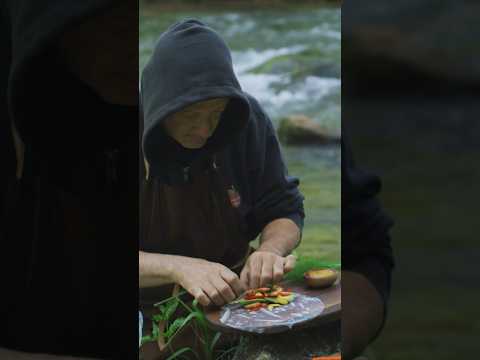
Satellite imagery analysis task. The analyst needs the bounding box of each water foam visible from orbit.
[232,45,307,74]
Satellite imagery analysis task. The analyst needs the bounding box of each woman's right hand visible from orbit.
[171,257,247,307]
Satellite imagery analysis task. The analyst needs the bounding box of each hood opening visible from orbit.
[143,93,250,180]
[8,0,116,135]
[141,19,251,182]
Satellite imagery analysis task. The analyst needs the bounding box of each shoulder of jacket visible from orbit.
[242,92,273,133]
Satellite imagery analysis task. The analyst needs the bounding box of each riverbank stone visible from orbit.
[277,115,340,145]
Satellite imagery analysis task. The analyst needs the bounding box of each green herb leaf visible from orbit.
[153,289,187,307]
[140,335,155,346]
[153,313,165,322]
[164,312,197,343]
[164,317,187,339]
[165,297,179,320]
[156,304,168,317]
[165,346,198,360]
[148,291,225,360]
[151,321,160,339]
[209,332,222,352]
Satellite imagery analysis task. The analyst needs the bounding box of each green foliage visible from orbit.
[165,347,198,360]
[143,290,230,360]
[285,251,340,282]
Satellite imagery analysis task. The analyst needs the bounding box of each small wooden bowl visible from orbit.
[304,268,338,289]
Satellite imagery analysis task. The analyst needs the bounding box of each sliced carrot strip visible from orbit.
[256,287,271,292]
[244,302,262,309]
[311,354,341,360]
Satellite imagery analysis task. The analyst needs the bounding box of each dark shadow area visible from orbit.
[1,1,139,358]
[344,1,480,358]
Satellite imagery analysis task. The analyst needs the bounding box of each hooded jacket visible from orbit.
[140,19,305,239]
[0,1,138,357]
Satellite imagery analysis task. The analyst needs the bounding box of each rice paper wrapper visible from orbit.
[219,293,325,333]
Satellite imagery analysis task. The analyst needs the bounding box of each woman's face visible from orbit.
[164,98,229,149]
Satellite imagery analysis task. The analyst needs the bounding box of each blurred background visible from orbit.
[344,1,480,358]
[140,0,341,265]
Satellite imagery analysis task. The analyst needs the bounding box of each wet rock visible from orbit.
[277,115,340,145]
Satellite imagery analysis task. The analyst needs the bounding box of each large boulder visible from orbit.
[277,115,340,146]
[343,1,480,89]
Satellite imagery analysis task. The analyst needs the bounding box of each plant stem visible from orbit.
[154,290,188,307]
[177,296,194,313]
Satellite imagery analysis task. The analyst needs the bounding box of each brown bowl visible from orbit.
[304,268,338,288]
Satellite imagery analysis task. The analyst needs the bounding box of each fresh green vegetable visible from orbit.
[142,289,228,360]
[229,290,296,310]
[268,304,282,311]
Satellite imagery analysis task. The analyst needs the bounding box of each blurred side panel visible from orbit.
[343,1,480,358]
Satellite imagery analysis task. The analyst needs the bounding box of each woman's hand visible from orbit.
[239,251,296,289]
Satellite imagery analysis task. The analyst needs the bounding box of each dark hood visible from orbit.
[1,0,139,178]
[141,19,251,181]
[2,0,119,182]
[4,0,115,139]
[1,1,138,357]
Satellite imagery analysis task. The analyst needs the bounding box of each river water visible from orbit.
[140,4,341,261]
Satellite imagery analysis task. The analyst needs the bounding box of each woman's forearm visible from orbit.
[139,251,178,288]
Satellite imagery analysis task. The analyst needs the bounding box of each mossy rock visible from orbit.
[277,115,340,145]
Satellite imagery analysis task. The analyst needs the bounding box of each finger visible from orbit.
[212,275,237,304]
[191,287,210,307]
[221,269,246,298]
[248,255,262,289]
[204,280,226,307]
[240,267,249,290]
[260,255,275,287]
[272,257,285,284]
[284,254,297,273]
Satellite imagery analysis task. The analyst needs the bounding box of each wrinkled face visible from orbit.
[164,98,229,149]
